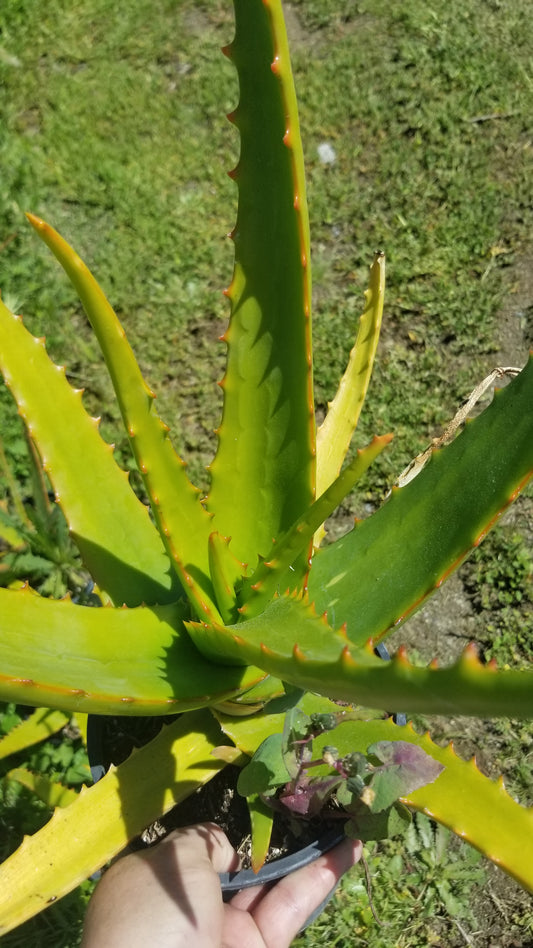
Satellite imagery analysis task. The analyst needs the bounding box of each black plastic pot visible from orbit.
[87,716,346,930]
[219,826,345,895]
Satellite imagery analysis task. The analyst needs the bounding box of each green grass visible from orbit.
[2,0,532,491]
[1,0,237,486]
[295,814,488,948]
[1,0,532,944]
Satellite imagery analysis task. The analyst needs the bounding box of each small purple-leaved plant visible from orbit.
[237,707,444,842]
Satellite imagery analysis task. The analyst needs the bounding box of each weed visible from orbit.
[0,433,89,597]
[294,814,486,947]
[462,526,533,666]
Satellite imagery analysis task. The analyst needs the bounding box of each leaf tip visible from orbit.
[25,211,45,232]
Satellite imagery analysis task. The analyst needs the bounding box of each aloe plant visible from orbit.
[0,0,532,934]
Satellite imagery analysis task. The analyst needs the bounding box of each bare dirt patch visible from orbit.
[496,249,533,366]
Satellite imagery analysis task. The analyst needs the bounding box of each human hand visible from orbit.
[81,822,362,948]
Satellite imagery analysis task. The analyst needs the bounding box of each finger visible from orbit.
[228,881,271,914]
[230,837,361,915]
[247,837,363,948]
[164,822,241,875]
[222,901,270,948]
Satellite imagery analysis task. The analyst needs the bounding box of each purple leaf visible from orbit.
[279,775,342,817]
[366,740,445,812]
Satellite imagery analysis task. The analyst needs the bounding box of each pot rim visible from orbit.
[219,825,346,892]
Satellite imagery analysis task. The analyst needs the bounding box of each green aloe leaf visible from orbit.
[187,594,533,718]
[207,0,314,566]
[27,214,220,622]
[0,587,265,715]
[248,795,275,873]
[0,297,180,607]
[208,532,244,625]
[308,356,533,643]
[238,434,392,616]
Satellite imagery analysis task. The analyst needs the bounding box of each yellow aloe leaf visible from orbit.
[73,712,88,747]
[0,710,225,935]
[0,708,71,760]
[315,251,385,545]
[6,768,80,808]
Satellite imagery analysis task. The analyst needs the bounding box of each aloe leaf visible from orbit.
[248,795,275,873]
[308,355,533,644]
[0,708,70,760]
[0,711,226,935]
[207,0,314,566]
[27,214,220,621]
[0,587,264,715]
[213,673,288,716]
[208,531,244,624]
[0,297,179,606]
[238,434,392,617]
[215,692,361,756]
[315,251,385,545]
[5,768,80,809]
[188,594,533,718]
[322,718,533,891]
[216,706,286,756]
[74,712,88,747]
